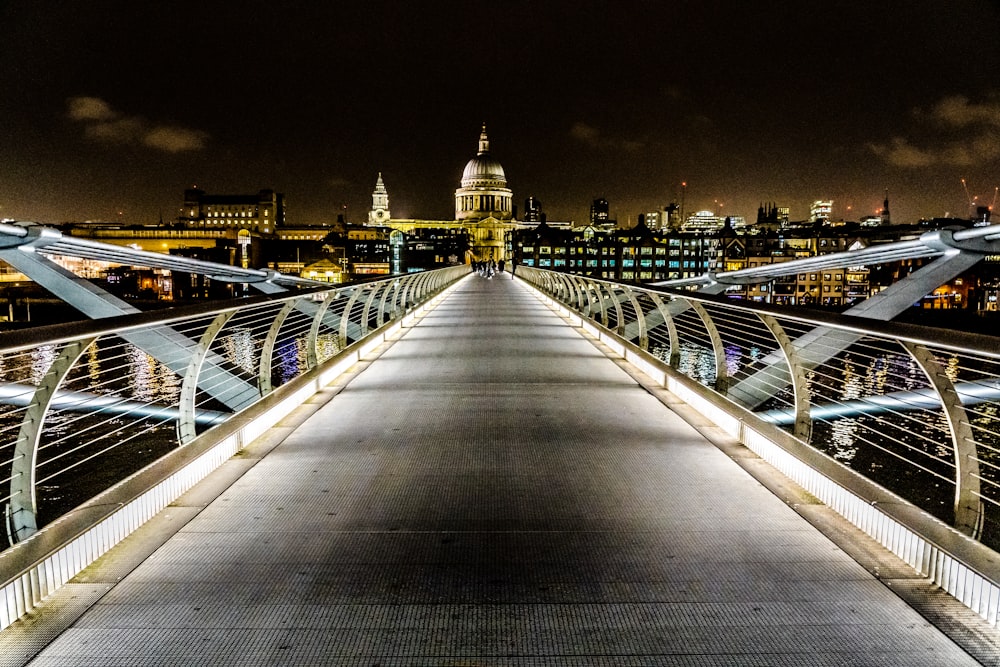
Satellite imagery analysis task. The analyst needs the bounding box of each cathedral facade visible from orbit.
[455,125,513,222]
[370,125,519,263]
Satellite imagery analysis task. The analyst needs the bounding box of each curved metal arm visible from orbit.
[259,300,299,396]
[687,300,728,393]
[757,313,813,442]
[902,342,983,537]
[178,313,236,444]
[9,337,98,542]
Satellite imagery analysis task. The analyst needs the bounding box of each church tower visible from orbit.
[368,173,391,225]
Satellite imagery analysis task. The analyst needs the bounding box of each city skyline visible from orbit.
[4,2,1000,228]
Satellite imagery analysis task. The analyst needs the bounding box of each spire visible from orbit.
[478,122,489,155]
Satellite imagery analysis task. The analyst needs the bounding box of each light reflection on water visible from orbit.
[221,328,256,375]
[30,344,57,385]
[651,336,990,533]
[127,345,181,402]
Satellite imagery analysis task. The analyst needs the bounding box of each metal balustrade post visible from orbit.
[307,293,337,370]
[338,288,364,346]
[607,287,626,337]
[579,278,597,317]
[407,273,424,305]
[649,293,680,367]
[549,273,566,303]
[415,270,433,302]
[416,271,432,301]
[258,300,299,396]
[543,271,558,298]
[902,342,983,537]
[178,312,236,445]
[360,286,380,337]
[567,275,586,312]
[687,300,729,393]
[390,279,404,320]
[376,280,395,327]
[622,287,647,348]
[756,313,813,442]
[8,337,97,543]
[595,283,610,328]
[531,268,546,294]
[557,274,573,305]
[399,276,413,313]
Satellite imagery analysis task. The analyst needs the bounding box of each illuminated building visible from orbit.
[455,124,513,222]
[682,210,725,232]
[590,198,612,229]
[809,200,833,223]
[523,196,542,223]
[369,173,391,225]
[373,125,522,263]
[180,188,285,233]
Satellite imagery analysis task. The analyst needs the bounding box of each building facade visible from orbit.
[180,188,285,233]
[373,125,520,264]
[455,125,513,222]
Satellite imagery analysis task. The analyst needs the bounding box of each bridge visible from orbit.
[0,223,998,663]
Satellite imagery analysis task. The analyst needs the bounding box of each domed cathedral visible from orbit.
[455,124,513,222]
[367,124,519,264]
[456,124,516,262]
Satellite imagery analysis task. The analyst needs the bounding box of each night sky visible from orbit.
[4,1,1000,227]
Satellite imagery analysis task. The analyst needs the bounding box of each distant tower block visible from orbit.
[524,196,542,223]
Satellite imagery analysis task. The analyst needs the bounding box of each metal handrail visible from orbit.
[0,265,469,546]
[517,266,1000,546]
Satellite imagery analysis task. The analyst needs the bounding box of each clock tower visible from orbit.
[368,173,391,225]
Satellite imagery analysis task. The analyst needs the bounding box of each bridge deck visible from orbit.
[2,274,990,665]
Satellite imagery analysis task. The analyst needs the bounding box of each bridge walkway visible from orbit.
[0,273,993,665]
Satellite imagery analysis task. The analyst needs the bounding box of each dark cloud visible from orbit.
[66,97,208,153]
[870,95,1000,168]
[569,122,644,152]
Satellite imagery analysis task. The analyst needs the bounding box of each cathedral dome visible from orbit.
[462,154,506,184]
[455,123,513,223]
[460,125,507,186]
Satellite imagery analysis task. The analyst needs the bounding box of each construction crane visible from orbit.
[962,178,975,212]
[961,179,998,223]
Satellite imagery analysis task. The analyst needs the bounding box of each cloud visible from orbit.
[922,95,1000,128]
[144,126,209,153]
[67,96,208,152]
[868,137,935,168]
[85,117,144,144]
[870,95,1000,168]
[569,122,643,152]
[67,96,117,122]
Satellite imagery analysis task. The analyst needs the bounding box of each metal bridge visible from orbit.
[0,222,999,663]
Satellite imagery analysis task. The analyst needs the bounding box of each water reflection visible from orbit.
[127,345,180,403]
[221,328,256,375]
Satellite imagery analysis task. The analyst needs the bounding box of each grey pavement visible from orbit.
[2,273,994,665]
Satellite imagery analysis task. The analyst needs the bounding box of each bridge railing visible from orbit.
[0,264,469,629]
[518,266,1000,625]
